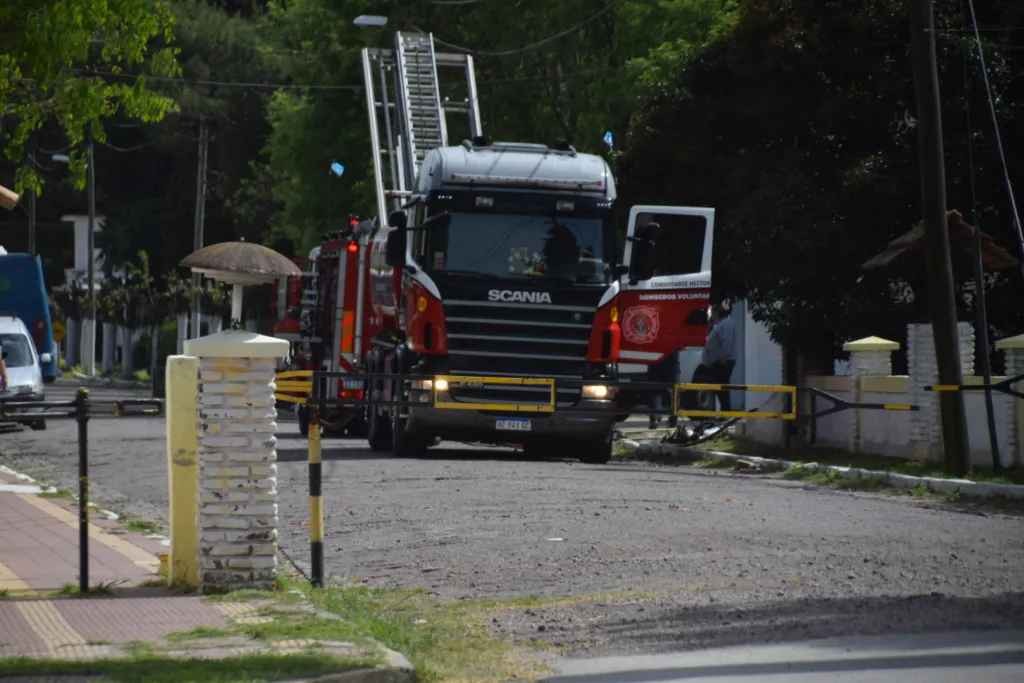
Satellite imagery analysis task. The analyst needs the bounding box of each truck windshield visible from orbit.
[0,334,33,368]
[424,212,609,284]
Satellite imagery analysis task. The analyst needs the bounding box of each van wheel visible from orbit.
[579,430,613,464]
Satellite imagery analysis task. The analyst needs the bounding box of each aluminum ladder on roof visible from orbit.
[361,31,483,226]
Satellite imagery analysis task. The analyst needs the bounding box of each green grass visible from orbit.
[166,626,232,642]
[698,435,1024,485]
[783,464,887,492]
[0,654,375,683]
[133,369,151,383]
[121,516,161,535]
[38,488,74,500]
[56,579,123,597]
[301,582,549,682]
[695,457,736,470]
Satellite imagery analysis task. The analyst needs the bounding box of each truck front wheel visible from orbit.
[367,404,392,451]
[579,430,614,465]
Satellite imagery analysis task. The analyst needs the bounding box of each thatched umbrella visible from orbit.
[181,241,301,324]
[862,210,1018,274]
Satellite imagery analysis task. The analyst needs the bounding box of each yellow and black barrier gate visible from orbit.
[803,387,917,445]
[925,373,1024,400]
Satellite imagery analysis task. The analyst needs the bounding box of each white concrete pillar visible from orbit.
[843,336,899,453]
[66,319,79,366]
[121,326,134,376]
[995,334,1024,468]
[177,313,189,354]
[908,322,975,461]
[101,322,116,373]
[184,330,288,591]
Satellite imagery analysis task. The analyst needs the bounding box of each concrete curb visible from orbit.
[632,443,1024,500]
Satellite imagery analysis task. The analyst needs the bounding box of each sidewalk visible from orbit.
[0,467,229,659]
[0,467,414,681]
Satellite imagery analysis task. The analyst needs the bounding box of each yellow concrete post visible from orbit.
[166,355,200,588]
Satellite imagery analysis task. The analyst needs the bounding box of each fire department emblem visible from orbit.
[622,305,660,344]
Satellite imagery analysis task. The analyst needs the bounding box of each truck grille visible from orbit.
[443,299,595,378]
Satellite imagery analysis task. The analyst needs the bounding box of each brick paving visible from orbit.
[0,468,228,659]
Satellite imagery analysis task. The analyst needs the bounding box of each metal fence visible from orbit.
[0,390,162,592]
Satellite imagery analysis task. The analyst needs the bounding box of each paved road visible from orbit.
[546,630,1024,682]
[1,414,1022,659]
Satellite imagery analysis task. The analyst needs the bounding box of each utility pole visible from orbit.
[191,117,210,339]
[85,130,97,377]
[910,0,970,475]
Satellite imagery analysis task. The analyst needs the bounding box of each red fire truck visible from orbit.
[291,32,715,461]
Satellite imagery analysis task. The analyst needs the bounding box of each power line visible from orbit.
[965,0,1024,276]
[429,0,617,57]
[82,69,363,92]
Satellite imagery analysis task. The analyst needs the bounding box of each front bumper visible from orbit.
[407,401,617,444]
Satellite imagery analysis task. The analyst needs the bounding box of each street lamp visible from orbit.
[353,15,387,28]
[53,139,97,377]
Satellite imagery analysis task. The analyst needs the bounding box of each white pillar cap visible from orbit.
[842,336,900,352]
[184,329,289,359]
[995,333,1024,351]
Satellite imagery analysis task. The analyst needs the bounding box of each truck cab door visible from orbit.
[618,205,715,374]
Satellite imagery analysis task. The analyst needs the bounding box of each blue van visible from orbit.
[0,253,57,383]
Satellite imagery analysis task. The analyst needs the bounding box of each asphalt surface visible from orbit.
[1,397,1022,658]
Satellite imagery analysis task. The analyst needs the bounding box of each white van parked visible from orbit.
[0,315,48,430]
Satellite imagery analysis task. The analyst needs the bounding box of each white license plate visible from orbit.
[496,418,532,432]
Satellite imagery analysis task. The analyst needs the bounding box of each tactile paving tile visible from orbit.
[56,596,228,643]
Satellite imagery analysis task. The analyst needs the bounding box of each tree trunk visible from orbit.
[149,325,159,379]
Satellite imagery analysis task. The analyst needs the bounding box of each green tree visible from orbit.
[255,0,738,250]
[0,0,180,193]
[620,0,1023,362]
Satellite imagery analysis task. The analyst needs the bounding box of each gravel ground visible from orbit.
[2,411,1022,657]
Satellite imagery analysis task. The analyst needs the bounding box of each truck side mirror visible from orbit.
[385,228,406,268]
[40,352,52,364]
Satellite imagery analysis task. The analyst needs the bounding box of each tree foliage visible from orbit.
[620,0,1024,358]
[0,0,180,193]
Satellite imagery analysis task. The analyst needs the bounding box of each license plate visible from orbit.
[496,418,532,432]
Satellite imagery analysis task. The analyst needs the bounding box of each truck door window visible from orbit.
[636,212,707,276]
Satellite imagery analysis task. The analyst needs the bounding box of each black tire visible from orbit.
[297,406,309,437]
[391,386,428,458]
[368,401,393,451]
[524,439,560,460]
[30,419,47,432]
[579,430,613,465]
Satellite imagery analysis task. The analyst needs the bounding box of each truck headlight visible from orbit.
[582,384,615,400]
[434,378,449,392]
